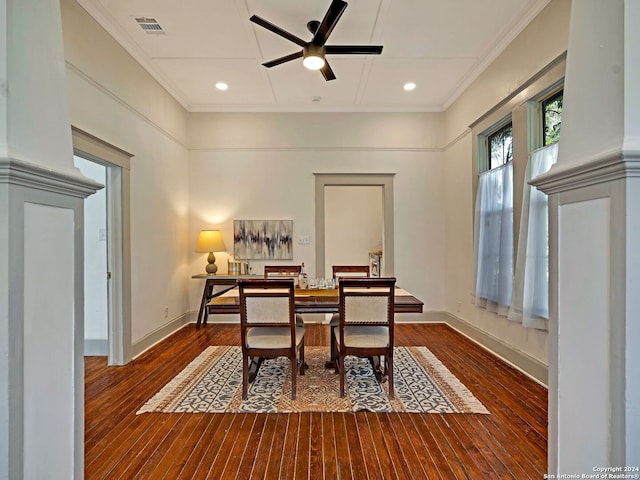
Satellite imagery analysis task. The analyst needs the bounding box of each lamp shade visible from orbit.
[195,230,226,253]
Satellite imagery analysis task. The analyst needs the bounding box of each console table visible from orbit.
[192,274,258,329]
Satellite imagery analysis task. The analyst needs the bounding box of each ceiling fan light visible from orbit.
[303,55,325,70]
[303,44,325,70]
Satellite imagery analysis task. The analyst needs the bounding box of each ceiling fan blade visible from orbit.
[312,0,347,46]
[325,45,384,55]
[320,61,336,81]
[250,15,307,47]
[263,51,303,68]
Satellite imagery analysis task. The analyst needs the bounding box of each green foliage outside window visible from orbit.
[488,123,513,170]
[543,91,563,145]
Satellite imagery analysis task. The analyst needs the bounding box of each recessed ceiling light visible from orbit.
[403,82,416,91]
[215,82,228,91]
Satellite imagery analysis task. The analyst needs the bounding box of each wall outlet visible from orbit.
[456,302,461,313]
[164,307,169,319]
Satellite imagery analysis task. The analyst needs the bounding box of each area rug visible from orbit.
[137,346,489,414]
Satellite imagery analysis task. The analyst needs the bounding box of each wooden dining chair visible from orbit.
[334,277,396,398]
[332,265,370,280]
[238,278,305,400]
[326,265,371,369]
[263,265,302,278]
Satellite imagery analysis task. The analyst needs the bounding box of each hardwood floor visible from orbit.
[85,323,548,479]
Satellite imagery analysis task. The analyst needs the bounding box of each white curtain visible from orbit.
[509,143,558,330]
[474,162,513,316]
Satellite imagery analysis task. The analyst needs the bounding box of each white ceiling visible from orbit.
[76,0,550,112]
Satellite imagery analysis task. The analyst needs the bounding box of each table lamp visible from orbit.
[195,230,227,274]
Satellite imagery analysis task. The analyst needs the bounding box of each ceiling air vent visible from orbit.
[135,17,165,35]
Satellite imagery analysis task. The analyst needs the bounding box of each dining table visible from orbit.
[205,285,424,317]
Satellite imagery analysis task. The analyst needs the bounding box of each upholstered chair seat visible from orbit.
[327,265,371,368]
[246,326,305,349]
[239,278,305,400]
[335,326,389,349]
[334,277,396,398]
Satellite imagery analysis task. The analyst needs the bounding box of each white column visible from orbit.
[0,0,7,157]
[6,0,77,173]
[0,1,11,477]
[532,0,640,473]
[0,0,101,479]
[622,2,640,459]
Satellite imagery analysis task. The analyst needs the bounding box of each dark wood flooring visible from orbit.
[85,322,548,479]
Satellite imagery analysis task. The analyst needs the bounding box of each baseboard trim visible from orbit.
[84,338,108,356]
[395,311,449,323]
[132,313,192,359]
[443,312,548,386]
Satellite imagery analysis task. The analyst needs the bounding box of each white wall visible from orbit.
[0,0,7,157]
[443,133,474,312]
[188,112,446,320]
[61,0,191,346]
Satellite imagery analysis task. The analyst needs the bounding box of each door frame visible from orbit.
[314,173,395,278]
[72,127,133,365]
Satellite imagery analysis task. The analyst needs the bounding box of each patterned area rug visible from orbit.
[137,346,489,414]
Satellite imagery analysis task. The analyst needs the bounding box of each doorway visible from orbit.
[72,127,133,365]
[314,173,395,278]
[74,156,108,356]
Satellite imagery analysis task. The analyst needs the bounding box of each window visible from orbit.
[487,123,513,170]
[509,143,557,328]
[474,120,514,316]
[510,89,562,329]
[471,57,564,329]
[542,90,563,145]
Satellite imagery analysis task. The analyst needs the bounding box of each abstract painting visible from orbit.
[233,220,293,260]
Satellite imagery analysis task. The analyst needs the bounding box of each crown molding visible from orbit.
[75,0,190,111]
[443,0,553,111]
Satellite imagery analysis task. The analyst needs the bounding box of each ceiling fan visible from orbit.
[249,0,383,81]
